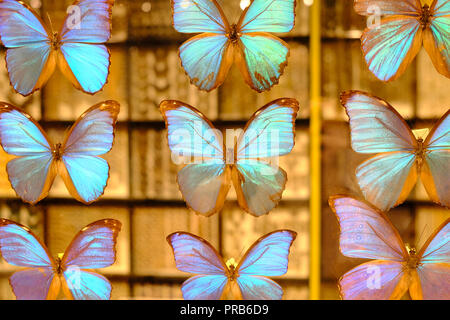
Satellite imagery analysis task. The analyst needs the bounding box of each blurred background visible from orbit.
[0,0,448,299]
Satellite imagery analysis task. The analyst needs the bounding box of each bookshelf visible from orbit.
[0,0,447,300]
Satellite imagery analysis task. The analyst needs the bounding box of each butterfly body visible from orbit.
[419,4,432,27]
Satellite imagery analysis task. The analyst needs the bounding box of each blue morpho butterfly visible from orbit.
[160,98,299,217]
[341,90,450,211]
[167,230,297,300]
[330,195,449,300]
[354,0,450,81]
[171,0,296,92]
[0,0,114,96]
[0,101,120,204]
[0,218,121,300]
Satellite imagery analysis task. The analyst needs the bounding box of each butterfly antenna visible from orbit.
[416,224,429,248]
[46,12,54,34]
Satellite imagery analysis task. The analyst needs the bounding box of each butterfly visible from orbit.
[330,195,449,300]
[160,98,299,217]
[0,218,121,300]
[0,0,114,96]
[0,100,120,204]
[354,0,450,81]
[167,230,296,300]
[171,0,296,92]
[340,90,449,212]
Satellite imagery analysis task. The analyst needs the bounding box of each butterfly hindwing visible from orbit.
[423,0,450,78]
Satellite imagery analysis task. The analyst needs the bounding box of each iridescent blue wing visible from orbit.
[415,219,450,300]
[171,0,229,33]
[0,103,56,204]
[356,152,418,211]
[60,219,121,300]
[339,260,407,300]
[181,275,229,300]
[329,196,408,261]
[354,0,423,81]
[238,0,296,33]
[167,232,229,300]
[236,33,290,92]
[340,91,417,153]
[160,101,229,216]
[237,230,296,277]
[233,99,298,216]
[236,275,283,300]
[60,101,119,204]
[422,110,450,207]
[179,33,233,91]
[63,268,112,300]
[0,0,54,96]
[0,219,58,299]
[58,0,114,94]
[341,91,418,211]
[423,0,450,78]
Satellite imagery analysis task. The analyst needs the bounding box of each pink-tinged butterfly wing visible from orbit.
[0,0,55,96]
[235,32,290,92]
[160,101,229,216]
[167,232,227,275]
[339,260,408,300]
[171,0,230,33]
[0,219,57,299]
[181,275,229,300]
[59,101,119,204]
[237,275,283,300]
[10,268,60,300]
[422,110,450,207]
[414,219,450,300]
[58,0,114,94]
[237,230,297,276]
[233,99,298,216]
[179,33,234,92]
[63,268,112,300]
[238,0,296,33]
[341,91,418,211]
[329,196,408,261]
[61,219,121,270]
[167,232,229,300]
[341,91,416,153]
[354,0,421,15]
[0,103,56,204]
[423,0,450,78]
